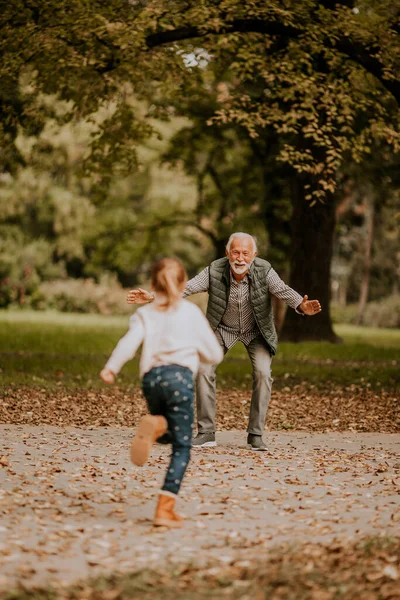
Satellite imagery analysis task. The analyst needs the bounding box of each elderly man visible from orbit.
[127,232,321,450]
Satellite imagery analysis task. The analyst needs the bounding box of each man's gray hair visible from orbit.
[226,232,257,253]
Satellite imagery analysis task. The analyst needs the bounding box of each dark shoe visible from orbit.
[247,434,268,451]
[192,432,216,447]
[156,432,173,445]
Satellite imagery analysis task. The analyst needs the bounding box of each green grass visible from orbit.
[0,311,399,391]
[218,327,400,389]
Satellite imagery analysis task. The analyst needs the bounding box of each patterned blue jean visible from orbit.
[142,365,194,495]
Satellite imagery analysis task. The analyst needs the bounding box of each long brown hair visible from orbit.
[151,258,187,310]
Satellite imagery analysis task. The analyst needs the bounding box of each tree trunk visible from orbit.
[339,278,348,307]
[214,236,227,259]
[259,151,293,334]
[272,284,287,333]
[280,179,341,343]
[356,194,374,325]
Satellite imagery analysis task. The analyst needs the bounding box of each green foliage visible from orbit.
[0,1,153,173]
[332,149,400,304]
[0,225,65,307]
[332,295,400,328]
[33,275,133,315]
[141,0,400,201]
[0,94,207,296]
[331,302,359,325]
[2,1,400,197]
[363,295,400,328]
[163,100,269,253]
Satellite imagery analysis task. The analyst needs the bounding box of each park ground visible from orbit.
[0,311,399,599]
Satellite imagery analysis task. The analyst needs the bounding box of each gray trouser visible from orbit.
[196,335,273,435]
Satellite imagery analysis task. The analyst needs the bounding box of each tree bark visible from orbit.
[356,194,374,325]
[339,278,348,307]
[272,276,288,333]
[280,179,341,343]
[262,178,291,333]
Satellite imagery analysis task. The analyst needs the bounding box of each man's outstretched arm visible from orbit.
[182,267,210,297]
[267,269,321,315]
[297,294,322,315]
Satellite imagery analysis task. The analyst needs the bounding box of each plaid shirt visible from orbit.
[183,266,303,350]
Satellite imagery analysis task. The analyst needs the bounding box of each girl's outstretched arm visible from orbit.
[101,313,145,379]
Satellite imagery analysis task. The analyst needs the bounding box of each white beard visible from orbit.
[230,259,253,275]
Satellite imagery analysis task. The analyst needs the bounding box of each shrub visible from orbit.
[33,275,133,315]
[0,227,65,308]
[331,303,358,325]
[362,294,400,328]
[332,295,400,328]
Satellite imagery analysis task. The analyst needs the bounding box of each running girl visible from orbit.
[100,258,223,527]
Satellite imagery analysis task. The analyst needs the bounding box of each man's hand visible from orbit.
[100,368,116,384]
[299,295,322,316]
[126,288,154,305]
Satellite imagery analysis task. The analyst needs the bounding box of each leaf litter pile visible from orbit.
[1,383,398,432]
[2,538,400,600]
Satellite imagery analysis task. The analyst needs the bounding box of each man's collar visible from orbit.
[229,269,250,283]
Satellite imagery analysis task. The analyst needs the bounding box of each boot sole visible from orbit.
[192,441,217,448]
[154,518,184,528]
[247,444,268,451]
[131,416,161,466]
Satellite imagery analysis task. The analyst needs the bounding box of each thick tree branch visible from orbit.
[207,163,230,224]
[317,0,355,8]
[335,36,400,103]
[95,214,218,245]
[146,20,400,105]
[146,20,298,48]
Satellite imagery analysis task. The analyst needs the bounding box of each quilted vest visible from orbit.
[205,257,278,355]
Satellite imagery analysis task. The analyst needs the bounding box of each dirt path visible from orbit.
[0,427,399,591]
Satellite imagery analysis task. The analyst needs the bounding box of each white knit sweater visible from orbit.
[105,298,223,377]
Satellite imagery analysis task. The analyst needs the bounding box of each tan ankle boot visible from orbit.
[154,492,183,528]
[130,415,168,466]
